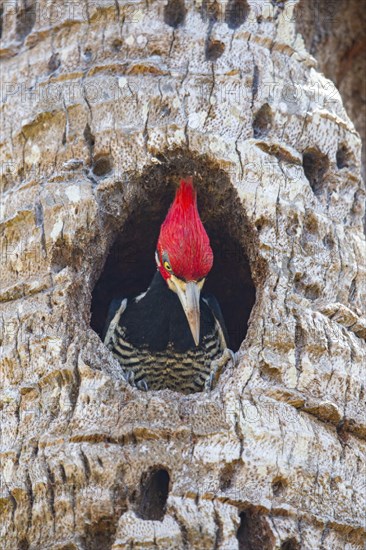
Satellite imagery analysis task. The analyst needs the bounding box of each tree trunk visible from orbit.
[1,1,365,549]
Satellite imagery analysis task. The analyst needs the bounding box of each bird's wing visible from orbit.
[202,295,229,350]
[102,297,127,344]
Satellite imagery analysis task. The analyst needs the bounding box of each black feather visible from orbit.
[114,272,225,352]
[103,271,228,392]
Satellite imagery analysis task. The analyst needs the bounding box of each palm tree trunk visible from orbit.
[0,1,365,548]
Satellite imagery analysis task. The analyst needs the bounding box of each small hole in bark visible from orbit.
[15,2,36,40]
[137,469,170,521]
[60,464,67,483]
[295,280,321,301]
[360,385,365,405]
[18,540,29,550]
[272,477,287,496]
[164,0,186,28]
[84,123,95,162]
[83,48,93,61]
[48,52,60,73]
[112,38,122,51]
[51,238,84,273]
[348,278,356,302]
[51,251,69,273]
[323,234,335,249]
[272,1,285,10]
[286,213,300,237]
[84,123,95,149]
[351,189,365,218]
[336,144,352,169]
[92,156,113,178]
[302,148,329,196]
[252,64,259,101]
[281,538,300,550]
[161,105,171,117]
[225,0,249,29]
[253,104,272,138]
[303,210,319,234]
[255,217,267,232]
[220,463,235,490]
[206,39,225,61]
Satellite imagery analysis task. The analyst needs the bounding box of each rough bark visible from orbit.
[0,1,365,549]
[295,0,366,180]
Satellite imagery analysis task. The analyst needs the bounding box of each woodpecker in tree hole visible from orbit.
[103,178,234,393]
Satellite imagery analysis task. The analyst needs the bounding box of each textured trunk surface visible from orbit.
[0,1,365,549]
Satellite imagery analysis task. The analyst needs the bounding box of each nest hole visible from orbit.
[164,0,186,28]
[302,148,329,197]
[137,469,170,521]
[90,156,257,355]
[225,0,249,29]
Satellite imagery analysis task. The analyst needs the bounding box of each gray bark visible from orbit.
[0,0,365,548]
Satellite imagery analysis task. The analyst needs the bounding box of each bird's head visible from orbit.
[156,178,213,346]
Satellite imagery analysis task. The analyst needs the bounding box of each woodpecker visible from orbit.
[103,178,232,393]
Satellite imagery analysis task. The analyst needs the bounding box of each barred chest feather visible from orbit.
[103,272,228,394]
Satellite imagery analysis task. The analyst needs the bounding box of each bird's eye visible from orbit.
[163,261,172,272]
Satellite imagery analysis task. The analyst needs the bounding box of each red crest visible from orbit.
[157,178,213,281]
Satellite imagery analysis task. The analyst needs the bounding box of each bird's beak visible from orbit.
[174,280,201,346]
